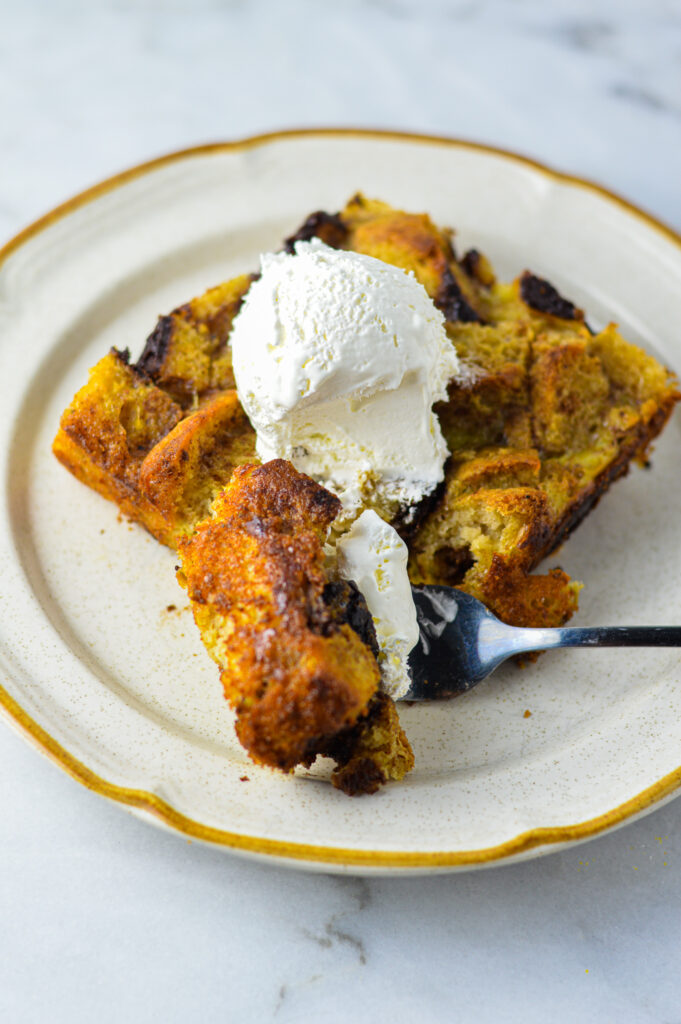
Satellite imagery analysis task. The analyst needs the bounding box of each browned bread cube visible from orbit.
[136,273,253,407]
[52,349,183,538]
[53,275,256,548]
[177,460,413,792]
[138,390,256,546]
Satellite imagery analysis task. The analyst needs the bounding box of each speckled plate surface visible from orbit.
[1,130,680,874]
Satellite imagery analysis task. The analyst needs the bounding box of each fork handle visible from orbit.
[511,625,681,655]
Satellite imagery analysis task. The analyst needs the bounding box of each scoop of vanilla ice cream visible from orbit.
[336,510,419,700]
[230,239,459,516]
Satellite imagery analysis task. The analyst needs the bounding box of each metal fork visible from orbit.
[404,585,681,701]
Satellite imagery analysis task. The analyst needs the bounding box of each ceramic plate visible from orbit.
[2,130,680,874]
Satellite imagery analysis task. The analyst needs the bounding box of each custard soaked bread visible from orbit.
[177,460,413,794]
[53,195,678,790]
[327,196,678,627]
[412,318,677,628]
[55,195,678,624]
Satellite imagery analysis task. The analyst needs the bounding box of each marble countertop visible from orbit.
[2,1,681,1021]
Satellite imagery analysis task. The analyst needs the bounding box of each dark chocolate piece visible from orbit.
[321,579,380,658]
[432,545,475,586]
[461,249,481,278]
[309,692,393,794]
[114,346,131,365]
[136,316,174,379]
[436,266,484,324]
[520,271,583,321]
[284,211,348,254]
[114,346,155,385]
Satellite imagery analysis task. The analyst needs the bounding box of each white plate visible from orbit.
[1,130,680,875]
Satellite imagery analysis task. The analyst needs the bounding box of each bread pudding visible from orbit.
[177,458,413,794]
[53,194,679,793]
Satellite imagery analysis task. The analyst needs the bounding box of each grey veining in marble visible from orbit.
[3,719,681,1024]
[1,1,681,1022]
[2,0,680,245]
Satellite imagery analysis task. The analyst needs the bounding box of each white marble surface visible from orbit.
[2,1,681,1021]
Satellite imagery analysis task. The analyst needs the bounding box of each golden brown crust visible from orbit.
[476,560,578,630]
[52,349,183,538]
[318,692,415,796]
[178,461,383,773]
[138,390,256,546]
[535,390,678,565]
[403,262,679,628]
[136,274,253,407]
[340,194,486,323]
[52,277,257,548]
